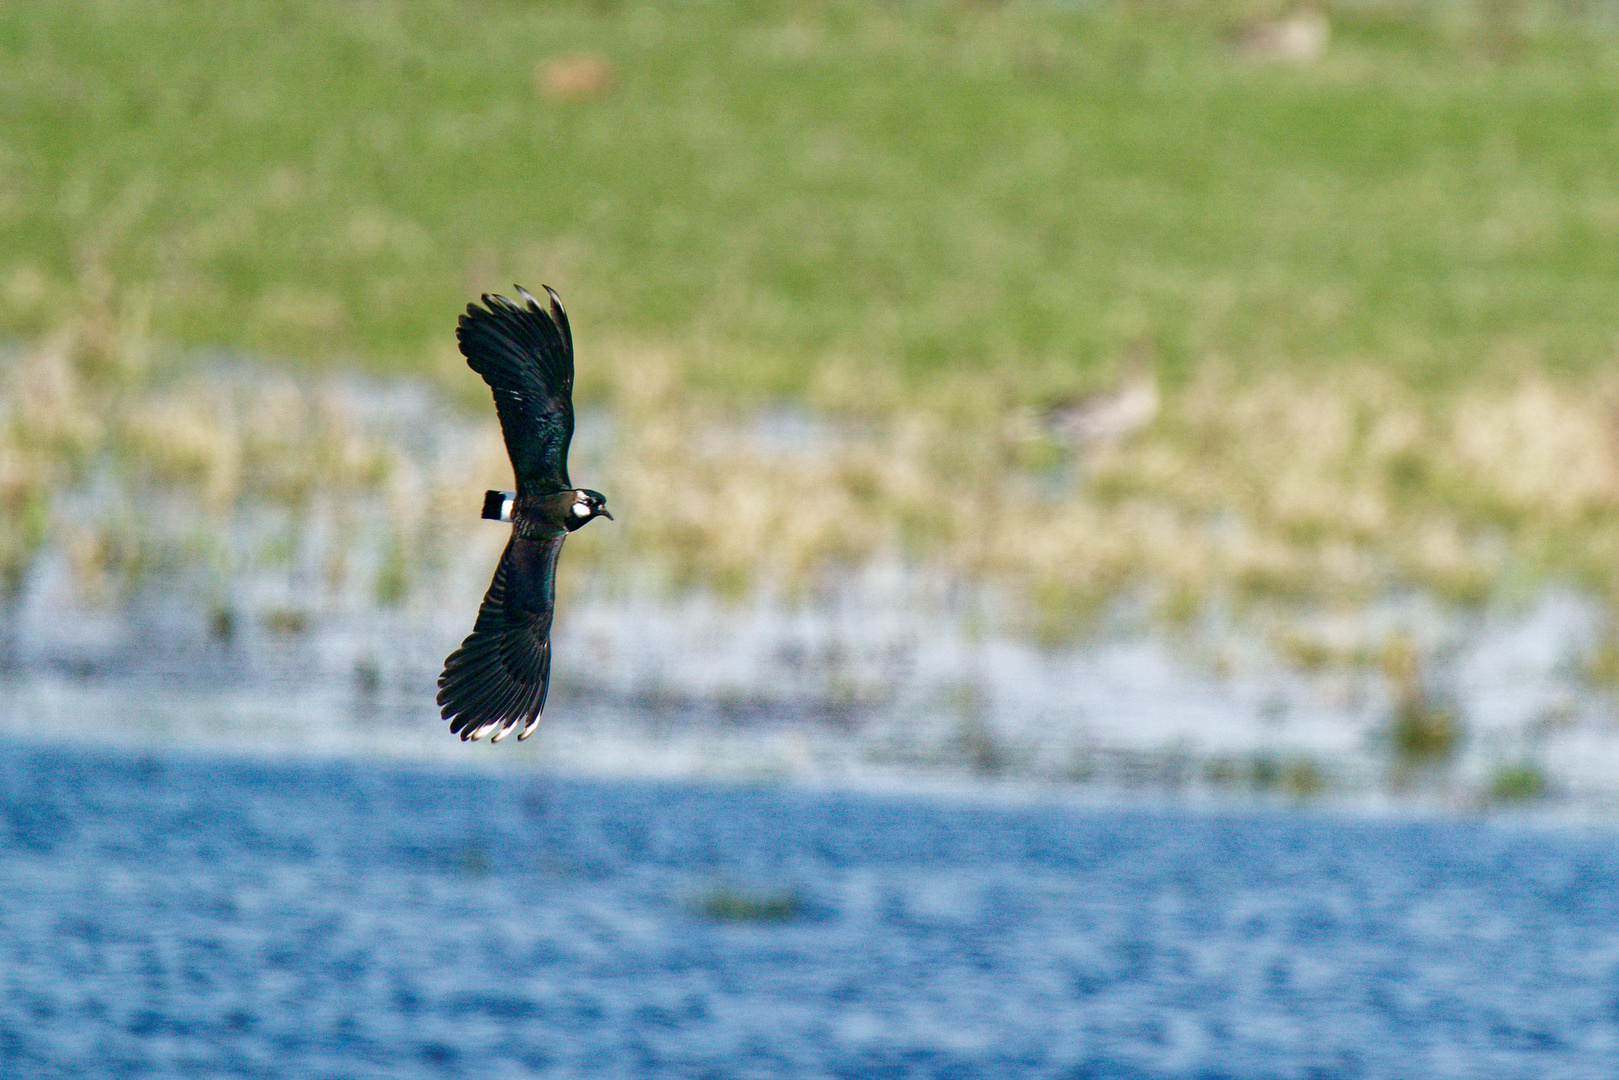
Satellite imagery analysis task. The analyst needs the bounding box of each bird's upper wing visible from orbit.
[437,534,563,741]
[457,286,574,493]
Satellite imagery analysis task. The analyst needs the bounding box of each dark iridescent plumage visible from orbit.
[437,287,611,742]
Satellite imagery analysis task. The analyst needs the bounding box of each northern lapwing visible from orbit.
[437,286,611,742]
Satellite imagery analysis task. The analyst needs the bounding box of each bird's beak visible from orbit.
[600,509,614,520]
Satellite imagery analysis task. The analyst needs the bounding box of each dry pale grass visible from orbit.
[592,351,1619,636]
[0,320,462,605]
[8,314,1619,638]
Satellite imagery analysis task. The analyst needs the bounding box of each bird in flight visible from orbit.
[437,286,612,742]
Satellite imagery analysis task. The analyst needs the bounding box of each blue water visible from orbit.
[2,744,1618,1079]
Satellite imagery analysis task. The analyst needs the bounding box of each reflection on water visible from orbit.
[2,743,1618,1078]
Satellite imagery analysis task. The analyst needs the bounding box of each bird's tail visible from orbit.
[482,490,515,522]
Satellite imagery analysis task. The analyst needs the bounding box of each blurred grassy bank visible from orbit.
[7,0,1619,392]
[5,0,1619,637]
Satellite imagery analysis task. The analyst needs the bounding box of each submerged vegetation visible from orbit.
[695,886,804,923]
[1486,760,1550,803]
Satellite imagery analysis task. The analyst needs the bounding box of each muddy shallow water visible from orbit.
[6,372,1619,809]
[6,528,1619,813]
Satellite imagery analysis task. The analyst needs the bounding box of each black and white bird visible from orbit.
[437,286,611,742]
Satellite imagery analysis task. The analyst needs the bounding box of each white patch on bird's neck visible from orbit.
[571,501,591,519]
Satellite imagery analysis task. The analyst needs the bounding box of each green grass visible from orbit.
[5,0,1619,404]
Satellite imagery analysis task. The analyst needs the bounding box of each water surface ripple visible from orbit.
[1,743,1616,1078]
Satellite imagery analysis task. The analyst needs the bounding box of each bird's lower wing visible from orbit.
[437,535,563,741]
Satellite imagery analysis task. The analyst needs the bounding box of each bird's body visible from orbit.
[437,287,611,742]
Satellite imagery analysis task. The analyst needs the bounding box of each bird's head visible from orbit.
[566,489,613,530]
